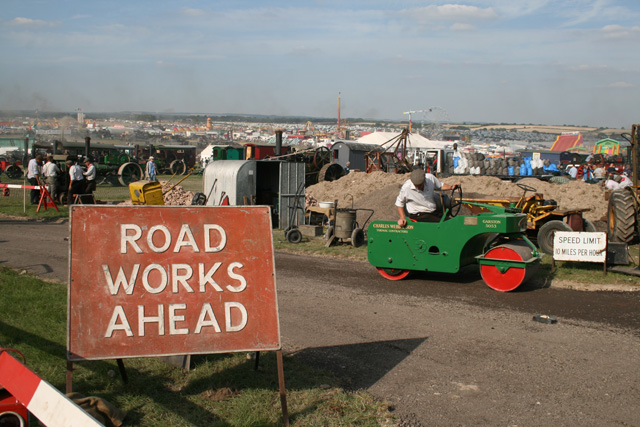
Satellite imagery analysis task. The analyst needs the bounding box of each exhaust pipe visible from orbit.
[275,130,283,156]
[84,136,91,159]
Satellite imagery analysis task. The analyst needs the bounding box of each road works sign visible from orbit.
[553,231,607,262]
[68,205,281,361]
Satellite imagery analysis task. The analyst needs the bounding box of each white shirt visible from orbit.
[83,163,96,181]
[43,161,60,178]
[605,179,619,190]
[618,175,632,189]
[27,158,40,179]
[69,164,84,181]
[568,166,578,179]
[395,174,442,214]
[593,167,604,179]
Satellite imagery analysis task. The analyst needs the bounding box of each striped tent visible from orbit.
[550,132,583,151]
[593,138,620,155]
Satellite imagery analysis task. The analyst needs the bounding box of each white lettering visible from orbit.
[225,302,247,332]
[138,304,165,336]
[172,264,194,293]
[194,303,222,333]
[226,262,247,292]
[198,262,224,292]
[174,224,200,253]
[102,264,139,295]
[121,224,142,254]
[147,225,171,253]
[204,224,227,252]
[142,264,168,293]
[168,303,189,335]
[105,306,133,337]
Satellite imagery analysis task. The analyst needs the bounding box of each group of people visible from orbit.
[566,163,631,188]
[24,154,159,206]
[26,155,96,205]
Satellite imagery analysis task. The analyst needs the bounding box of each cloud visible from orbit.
[401,4,498,25]
[180,8,207,17]
[450,23,476,31]
[288,46,322,57]
[600,24,640,40]
[605,81,634,88]
[156,61,177,68]
[485,0,551,18]
[567,64,610,71]
[5,17,60,27]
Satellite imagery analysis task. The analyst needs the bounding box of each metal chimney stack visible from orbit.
[275,130,283,156]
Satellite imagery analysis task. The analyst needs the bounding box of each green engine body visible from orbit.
[368,205,531,274]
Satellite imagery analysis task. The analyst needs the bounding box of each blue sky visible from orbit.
[1,0,638,128]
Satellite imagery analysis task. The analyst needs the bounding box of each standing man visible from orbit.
[67,159,84,205]
[27,155,43,205]
[43,155,61,201]
[396,169,459,226]
[83,157,97,195]
[568,164,578,179]
[344,161,351,174]
[593,164,605,181]
[146,156,157,181]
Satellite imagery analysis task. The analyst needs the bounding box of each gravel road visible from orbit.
[1,217,639,426]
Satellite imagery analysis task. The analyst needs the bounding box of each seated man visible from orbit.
[396,169,458,226]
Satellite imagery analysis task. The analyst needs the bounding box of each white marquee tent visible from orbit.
[355,132,448,150]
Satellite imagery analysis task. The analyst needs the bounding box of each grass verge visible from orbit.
[0,266,394,426]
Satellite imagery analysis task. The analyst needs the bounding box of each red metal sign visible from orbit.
[67,205,280,361]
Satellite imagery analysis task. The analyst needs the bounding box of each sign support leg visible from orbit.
[254,352,260,371]
[66,360,73,393]
[277,349,289,427]
[117,358,128,383]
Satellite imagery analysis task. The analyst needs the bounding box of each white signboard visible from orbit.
[553,231,606,262]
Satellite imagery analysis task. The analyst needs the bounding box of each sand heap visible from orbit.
[306,171,608,225]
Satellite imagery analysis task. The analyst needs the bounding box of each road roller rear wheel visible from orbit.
[480,242,538,292]
[376,267,411,281]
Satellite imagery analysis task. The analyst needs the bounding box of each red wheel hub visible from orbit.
[480,243,536,292]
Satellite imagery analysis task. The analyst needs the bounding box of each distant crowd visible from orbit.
[564,161,631,190]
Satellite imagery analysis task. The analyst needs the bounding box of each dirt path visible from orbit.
[2,219,640,426]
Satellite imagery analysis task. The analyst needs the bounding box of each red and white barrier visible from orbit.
[0,184,41,190]
[0,351,104,427]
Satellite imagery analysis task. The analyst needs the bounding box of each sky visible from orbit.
[1,0,639,128]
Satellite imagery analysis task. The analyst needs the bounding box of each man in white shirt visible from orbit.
[568,165,578,179]
[43,155,61,201]
[396,169,459,225]
[83,157,97,195]
[67,159,85,205]
[593,166,605,180]
[26,155,43,204]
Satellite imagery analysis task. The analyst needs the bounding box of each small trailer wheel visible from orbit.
[286,228,303,244]
[351,228,365,247]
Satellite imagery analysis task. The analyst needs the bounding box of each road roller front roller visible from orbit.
[367,198,541,292]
